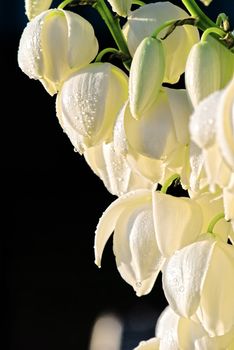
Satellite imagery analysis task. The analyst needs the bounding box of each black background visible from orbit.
[2,1,234,349]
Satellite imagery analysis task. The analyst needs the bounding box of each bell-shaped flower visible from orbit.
[25,0,52,20]
[125,88,190,160]
[84,141,152,197]
[56,63,128,154]
[156,305,234,350]
[189,87,234,192]
[163,238,234,336]
[18,9,99,95]
[152,192,203,257]
[113,99,191,188]
[94,189,165,296]
[133,338,160,350]
[123,2,199,83]
[129,36,165,119]
[107,0,132,17]
[185,40,221,107]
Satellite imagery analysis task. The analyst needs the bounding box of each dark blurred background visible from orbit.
[2,1,234,349]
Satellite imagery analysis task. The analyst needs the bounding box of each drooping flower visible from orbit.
[94,189,165,296]
[123,2,199,83]
[106,0,132,17]
[25,0,52,20]
[129,36,165,119]
[84,141,152,197]
[152,192,203,257]
[163,238,234,336]
[18,9,98,95]
[56,63,128,153]
[156,305,234,350]
[190,79,234,192]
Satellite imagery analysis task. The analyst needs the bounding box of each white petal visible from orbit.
[197,242,234,336]
[190,91,221,149]
[153,192,203,257]
[162,239,215,317]
[156,306,180,349]
[84,142,152,196]
[94,189,151,267]
[133,337,160,350]
[216,78,234,170]
[113,204,164,296]
[107,0,132,17]
[125,91,177,159]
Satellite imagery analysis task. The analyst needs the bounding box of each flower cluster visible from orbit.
[19,0,234,348]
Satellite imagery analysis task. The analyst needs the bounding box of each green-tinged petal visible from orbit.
[133,338,160,350]
[125,91,177,160]
[152,192,203,257]
[216,78,234,171]
[107,0,132,17]
[84,142,152,196]
[166,88,191,145]
[129,37,165,119]
[63,10,98,69]
[192,189,231,242]
[94,189,151,267]
[123,2,199,83]
[197,242,234,336]
[113,204,164,296]
[162,239,215,317]
[25,0,52,20]
[185,41,221,107]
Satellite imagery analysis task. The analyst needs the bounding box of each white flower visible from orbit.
[18,9,98,95]
[152,192,203,257]
[156,306,234,350]
[94,190,165,296]
[84,141,152,197]
[129,36,165,119]
[107,0,132,17]
[189,84,234,192]
[163,239,234,336]
[56,63,128,153]
[25,0,52,20]
[123,2,199,83]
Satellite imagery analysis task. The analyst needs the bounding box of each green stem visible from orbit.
[132,0,145,6]
[161,174,180,194]
[58,0,73,9]
[207,213,225,234]
[95,47,120,62]
[201,27,226,42]
[181,0,216,31]
[93,0,131,68]
[152,19,179,39]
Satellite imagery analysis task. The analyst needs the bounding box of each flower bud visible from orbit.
[107,0,132,17]
[185,41,221,107]
[94,190,165,296]
[129,37,165,119]
[123,2,199,84]
[56,63,128,153]
[18,9,99,95]
[25,0,52,20]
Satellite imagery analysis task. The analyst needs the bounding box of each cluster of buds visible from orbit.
[19,0,234,348]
